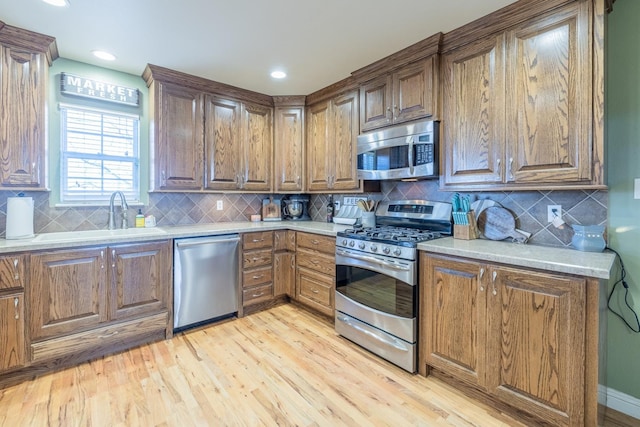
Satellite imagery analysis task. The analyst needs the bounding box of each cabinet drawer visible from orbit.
[242,283,273,306]
[243,231,273,250]
[243,266,272,288]
[297,232,335,254]
[297,249,335,276]
[31,312,168,363]
[243,249,272,269]
[297,268,334,313]
[0,254,26,290]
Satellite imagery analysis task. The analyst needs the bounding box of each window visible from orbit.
[60,104,140,204]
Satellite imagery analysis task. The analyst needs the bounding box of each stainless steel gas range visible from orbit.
[335,200,452,372]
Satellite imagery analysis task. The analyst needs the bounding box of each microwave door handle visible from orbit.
[408,137,414,175]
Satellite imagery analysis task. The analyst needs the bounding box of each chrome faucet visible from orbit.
[108,191,129,230]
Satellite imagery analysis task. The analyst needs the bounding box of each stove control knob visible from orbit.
[348,240,355,248]
[393,248,402,256]
[383,246,390,254]
[358,242,365,250]
[370,244,378,252]
[341,239,348,246]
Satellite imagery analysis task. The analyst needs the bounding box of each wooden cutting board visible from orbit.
[477,206,527,242]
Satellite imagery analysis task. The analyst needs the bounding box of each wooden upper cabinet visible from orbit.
[0,26,57,190]
[205,95,241,190]
[155,82,204,190]
[241,102,272,191]
[205,97,272,191]
[273,97,305,193]
[441,35,506,187]
[331,90,359,191]
[306,90,360,192]
[360,58,436,132]
[505,2,591,184]
[441,1,599,190]
[306,100,332,191]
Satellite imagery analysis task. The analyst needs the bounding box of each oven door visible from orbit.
[335,248,416,343]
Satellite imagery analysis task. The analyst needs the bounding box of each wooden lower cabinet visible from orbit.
[295,232,335,316]
[242,232,274,308]
[420,253,591,426]
[0,293,25,372]
[28,241,171,362]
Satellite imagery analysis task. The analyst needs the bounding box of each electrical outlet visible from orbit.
[343,197,357,205]
[547,205,561,223]
[333,201,341,211]
[216,200,223,210]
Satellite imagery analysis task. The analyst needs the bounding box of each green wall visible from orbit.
[606,0,640,399]
[47,58,150,205]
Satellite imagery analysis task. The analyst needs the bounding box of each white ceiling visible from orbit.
[0,0,517,95]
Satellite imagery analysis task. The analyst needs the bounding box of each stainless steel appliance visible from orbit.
[335,200,452,372]
[174,234,240,330]
[282,194,310,220]
[357,120,439,180]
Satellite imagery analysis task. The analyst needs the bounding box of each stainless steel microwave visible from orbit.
[357,120,438,180]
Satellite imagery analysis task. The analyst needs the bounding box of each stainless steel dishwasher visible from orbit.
[173,234,240,330]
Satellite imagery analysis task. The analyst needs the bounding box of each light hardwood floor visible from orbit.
[0,303,531,426]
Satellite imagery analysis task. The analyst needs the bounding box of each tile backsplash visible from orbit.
[1,180,607,249]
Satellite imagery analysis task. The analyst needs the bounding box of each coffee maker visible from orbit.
[282,195,311,220]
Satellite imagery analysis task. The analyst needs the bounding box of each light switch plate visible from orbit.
[547,205,562,223]
[635,178,640,199]
[216,200,223,210]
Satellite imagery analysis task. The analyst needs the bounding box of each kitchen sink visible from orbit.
[32,227,167,243]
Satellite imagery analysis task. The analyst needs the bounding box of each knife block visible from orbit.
[453,211,479,240]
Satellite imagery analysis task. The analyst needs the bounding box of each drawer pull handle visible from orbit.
[252,292,265,297]
[100,250,105,269]
[311,240,320,245]
[111,249,116,268]
[252,275,264,280]
[252,239,264,243]
[13,258,20,280]
[312,289,319,294]
[99,330,119,339]
[14,297,19,320]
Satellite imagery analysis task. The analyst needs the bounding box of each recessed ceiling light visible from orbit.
[92,50,116,61]
[42,0,70,6]
[270,70,287,79]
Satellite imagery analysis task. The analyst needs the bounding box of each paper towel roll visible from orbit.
[6,197,34,239]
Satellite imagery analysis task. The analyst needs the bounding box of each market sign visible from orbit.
[60,72,140,106]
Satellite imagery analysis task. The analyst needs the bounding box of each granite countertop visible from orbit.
[0,221,616,279]
[418,237,616,279]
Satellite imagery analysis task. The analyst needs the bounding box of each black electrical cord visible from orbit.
[606,246,640,333]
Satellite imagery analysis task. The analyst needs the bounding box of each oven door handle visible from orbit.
[408,137,414,175]
[336,249,411,272]
[337,314,410,352]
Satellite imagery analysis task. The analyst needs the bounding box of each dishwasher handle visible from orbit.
[175,235,240,249]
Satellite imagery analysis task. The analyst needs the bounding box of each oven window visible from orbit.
[336,265,415,318]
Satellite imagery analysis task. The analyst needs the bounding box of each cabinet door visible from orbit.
[486,266,586,426]
[420,255,487,387]
[109,241,171,321]
[0,46,47,188]
[306,100,331,191]
[156,82,204,190]
[273,252,295,297]
[205,95,241,190]
[274,106,304,192]
[359,74,392,132]
[0,293,25,371]
[331,90,360,191]
[0,254,26,290]
[393,57,435,124]
[30,248,107,340]
[505,2,591,184]
[296,267,334,317]
[241,102,272,191]
[441,35,506,187]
